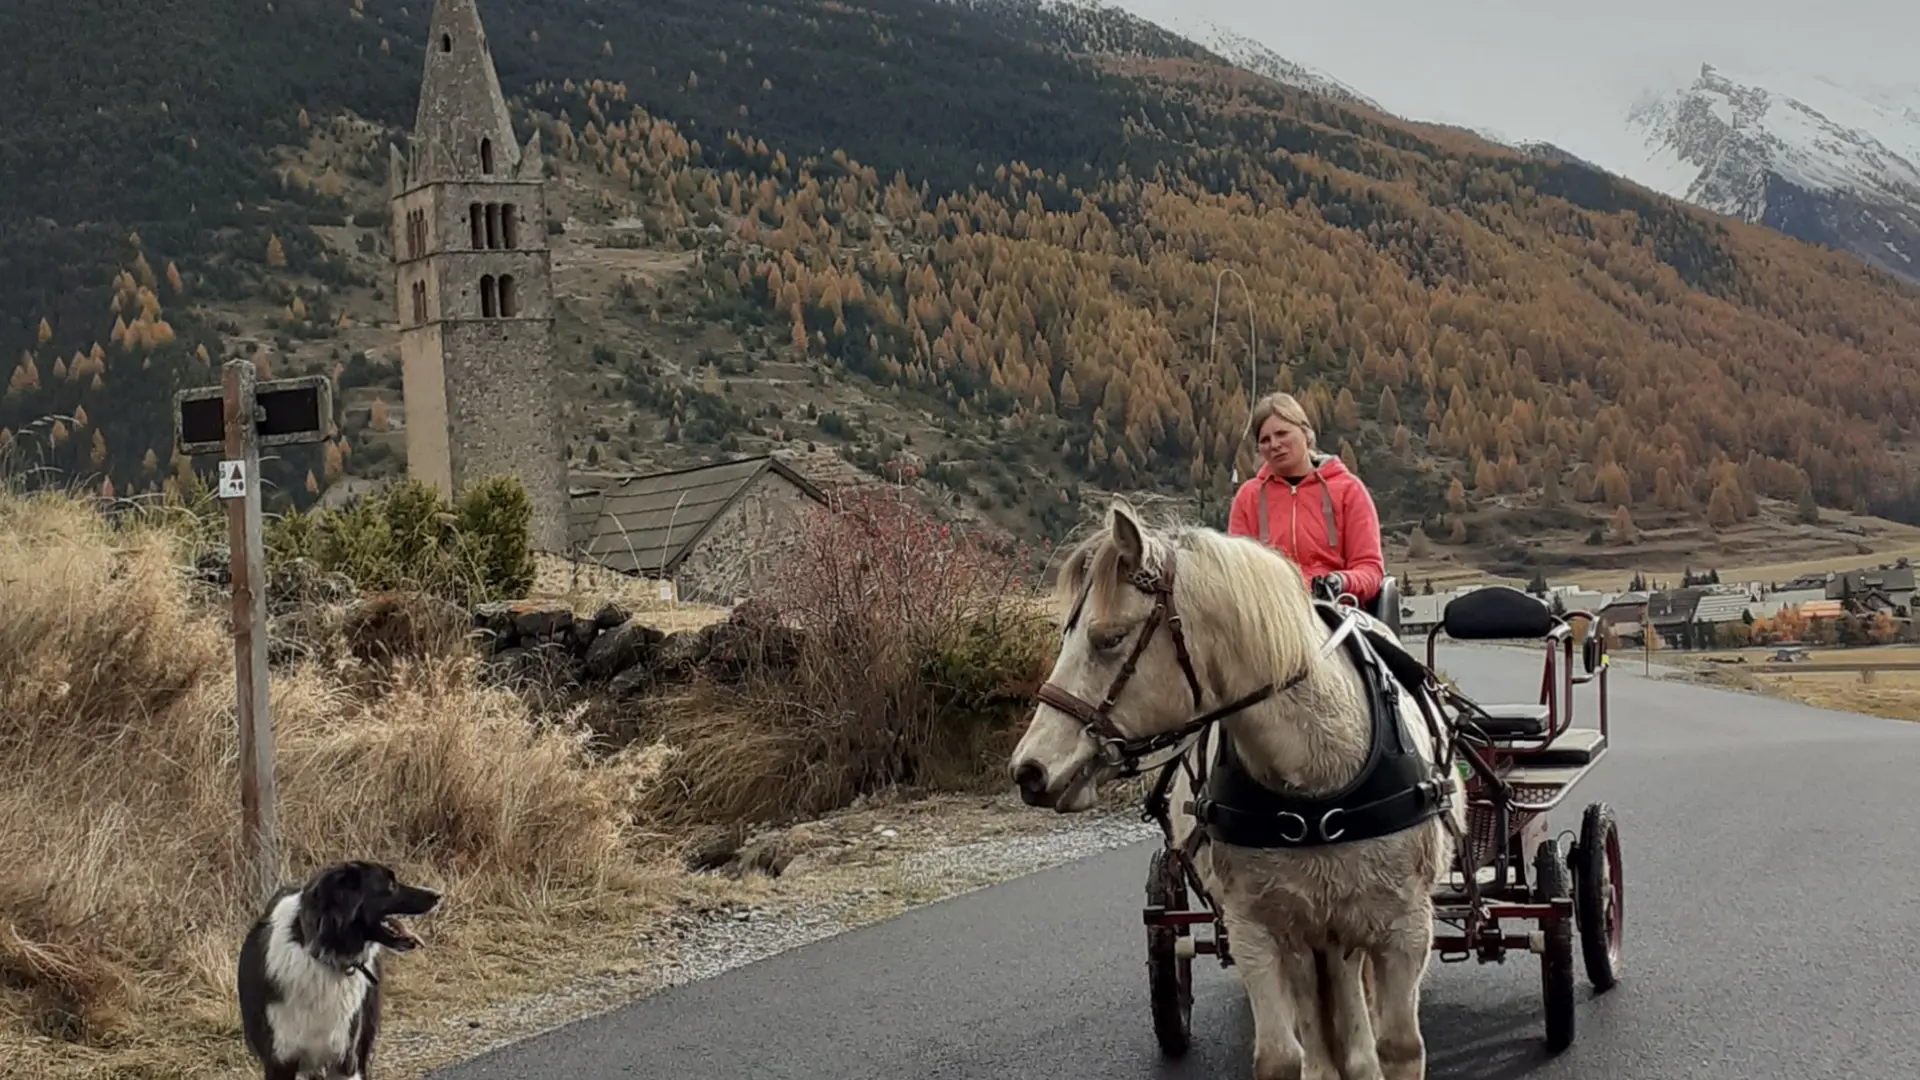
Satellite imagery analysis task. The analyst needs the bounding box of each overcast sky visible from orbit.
[1113,0,1920,155]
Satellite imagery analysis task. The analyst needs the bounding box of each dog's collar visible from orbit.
[348,960,379,985]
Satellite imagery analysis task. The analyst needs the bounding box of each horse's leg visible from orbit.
[1368,920,1435,1080]
[1223,908,1311,1080]
[1323,947,1384,1080]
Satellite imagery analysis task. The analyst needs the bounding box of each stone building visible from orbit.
[567,455,831,604]
[388,0,570,552]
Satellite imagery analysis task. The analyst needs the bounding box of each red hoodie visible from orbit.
[1227,454,1385,604]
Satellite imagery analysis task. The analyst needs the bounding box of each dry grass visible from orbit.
[1678,644,1920,722]
[0,489,732,1080]
[1755,669,1920,721]
[1693,644,1920,667]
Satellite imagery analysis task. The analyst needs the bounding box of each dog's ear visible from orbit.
[301,864,366,955]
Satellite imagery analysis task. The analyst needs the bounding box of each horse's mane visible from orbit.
[1052,514,1324,686]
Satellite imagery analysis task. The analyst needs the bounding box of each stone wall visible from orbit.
[673,474,826,604]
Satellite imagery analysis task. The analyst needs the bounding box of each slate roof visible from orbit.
[566,454,828,576]
[1691,593,1752,624]
[1646,588,1705,626]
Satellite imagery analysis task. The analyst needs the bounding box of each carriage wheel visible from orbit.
[1146,848,1194,1058]
[1574,802,1624,992]
[1533,838,1576,1055]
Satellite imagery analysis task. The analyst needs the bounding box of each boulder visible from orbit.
[584,620,667,680]
[510,600,575,640]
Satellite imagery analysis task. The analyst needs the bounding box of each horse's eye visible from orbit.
[1088,624,1130,652]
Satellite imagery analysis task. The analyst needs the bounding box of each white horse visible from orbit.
[1010,498,1465,1080]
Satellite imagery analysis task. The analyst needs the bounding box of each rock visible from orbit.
[605,664,657,698]
[584,620,667,680]
[654,630,711,679]
[569,618,601,652]
[593,601,631,629]
[685,837,738,873]
[510,600,574,640]
[472,601,517,641]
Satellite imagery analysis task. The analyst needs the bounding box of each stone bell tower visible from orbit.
[388,0,569,553]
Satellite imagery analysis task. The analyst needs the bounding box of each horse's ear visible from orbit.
[1107,497,1145,569]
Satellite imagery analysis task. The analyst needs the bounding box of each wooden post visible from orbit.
[222,359,279,905]
[1642,600,1652,676]
[176,365,331,905]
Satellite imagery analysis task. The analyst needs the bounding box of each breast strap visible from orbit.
[1192,603,1452,849]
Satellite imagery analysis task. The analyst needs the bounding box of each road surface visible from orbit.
[432,645,1920,1080]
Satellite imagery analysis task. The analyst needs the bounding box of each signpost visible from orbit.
[174,361,334,904]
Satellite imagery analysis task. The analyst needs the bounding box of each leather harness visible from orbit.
[1035,547,1453,851]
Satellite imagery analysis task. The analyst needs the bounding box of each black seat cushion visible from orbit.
[1442,585,1555,641]
[1468,703,1550,738]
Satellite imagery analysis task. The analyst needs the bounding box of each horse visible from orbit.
[1009,497,1466,1080]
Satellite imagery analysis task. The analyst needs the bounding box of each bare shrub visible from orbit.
[636,491,1053,832]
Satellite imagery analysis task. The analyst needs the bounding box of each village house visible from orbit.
[567,453,831,605]
[1828,563,1916,614]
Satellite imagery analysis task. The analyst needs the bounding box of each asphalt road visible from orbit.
[432,645,1920,1080]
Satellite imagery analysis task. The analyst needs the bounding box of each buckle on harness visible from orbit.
[1319,807,1347,842]
[1274,812,1308,843]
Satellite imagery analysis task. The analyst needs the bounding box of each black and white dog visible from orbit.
[236,861,442,1080]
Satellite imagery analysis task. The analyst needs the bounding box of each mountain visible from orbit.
[1619,64,1920,284]
[5,0,1920,583]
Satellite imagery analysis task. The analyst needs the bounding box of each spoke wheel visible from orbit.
[1146,848,1194,1058]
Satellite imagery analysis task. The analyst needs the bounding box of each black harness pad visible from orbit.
[1194,603,1452,850]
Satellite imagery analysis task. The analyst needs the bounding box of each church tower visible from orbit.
[389,0,569,553]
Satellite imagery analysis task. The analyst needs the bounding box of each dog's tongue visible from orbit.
[384,918,424,948]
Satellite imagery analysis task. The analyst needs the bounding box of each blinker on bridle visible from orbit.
[1034,547,1296,773]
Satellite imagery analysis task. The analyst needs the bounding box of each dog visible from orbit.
[236,860,442,1080]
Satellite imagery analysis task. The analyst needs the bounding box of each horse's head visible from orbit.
[1010,498,1252,812]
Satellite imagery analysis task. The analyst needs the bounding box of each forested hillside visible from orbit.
[5,0,1920,575]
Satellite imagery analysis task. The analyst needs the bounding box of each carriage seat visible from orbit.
[1468,702,1550,739]
[1440,585,1555,642]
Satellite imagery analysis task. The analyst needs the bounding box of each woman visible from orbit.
[1227,391,1386,607]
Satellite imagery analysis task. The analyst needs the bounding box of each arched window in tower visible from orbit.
[469,204,484,249]
[480,275,498,318]
[499,275,518,317]
[485,203,500,249]
[440,33,452,52]
[501,205,518,248]
[411,281,428,325]
[480,138,494,175]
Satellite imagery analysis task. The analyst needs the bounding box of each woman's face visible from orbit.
[1257,414,1312,476]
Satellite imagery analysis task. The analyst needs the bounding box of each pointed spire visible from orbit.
[518,130,544,182]
[388,142,408,198]
[411,0,521,184]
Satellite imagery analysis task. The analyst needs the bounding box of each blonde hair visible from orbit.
[1247,391,1317,449]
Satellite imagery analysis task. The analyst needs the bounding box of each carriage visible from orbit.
[1137,576,1623,1057]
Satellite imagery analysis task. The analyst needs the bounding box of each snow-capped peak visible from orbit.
[1627,62,1920,222]
[1155,15,1380,111]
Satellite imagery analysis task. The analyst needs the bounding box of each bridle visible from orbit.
[1034,547,1300,775]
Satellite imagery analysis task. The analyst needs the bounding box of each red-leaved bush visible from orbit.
[637,489,1054,831]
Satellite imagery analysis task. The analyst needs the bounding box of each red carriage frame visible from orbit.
[1138,580,1625,1057]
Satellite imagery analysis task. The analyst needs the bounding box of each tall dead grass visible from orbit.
[0,489,681,1076]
